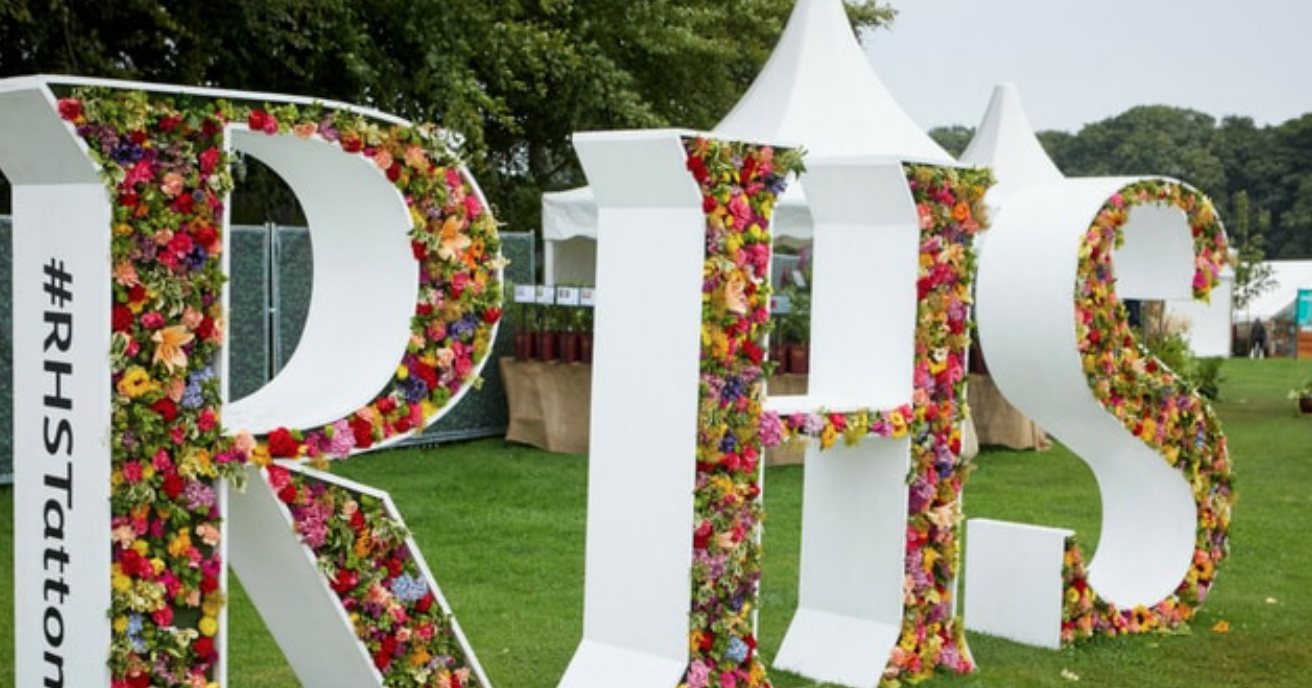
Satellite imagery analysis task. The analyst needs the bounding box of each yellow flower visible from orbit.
[199,615,219,637]
[152,324,195,373]
[117,366,156,398]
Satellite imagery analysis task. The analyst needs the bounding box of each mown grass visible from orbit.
[3,358,1310,687]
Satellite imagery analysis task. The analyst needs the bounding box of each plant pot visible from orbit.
[513,331,534,361]
[580,333,594,364]
[1299,396,1312,415]
[534,331,559,362]
[786,343,809,376]
[561,332,581,364]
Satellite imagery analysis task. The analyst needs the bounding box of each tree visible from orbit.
[0,0,896,238]
[929,125,974,158]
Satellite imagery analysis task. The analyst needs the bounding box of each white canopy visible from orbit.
[1243,260,1312,323]
[541,0,953,283]
[958,83,1063,207]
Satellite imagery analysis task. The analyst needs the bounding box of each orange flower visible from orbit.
[437,216,471,261]
[152,324,195,373]
[952,201,971,222]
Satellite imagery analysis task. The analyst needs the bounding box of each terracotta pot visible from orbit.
[580,333,594,364]
[786,343,809,375]
[535,331,559,362]
[561,332,581,364]
[513,331,534,361]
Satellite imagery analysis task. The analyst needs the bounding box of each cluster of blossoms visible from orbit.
[739,163,991,685]
[1064,179,1233,642]
[270,465,479,688]
[885,164,991,682]
[682,136,803,688]
[62,88,253,688]
[61,86,499,687]
[245,101,503,462]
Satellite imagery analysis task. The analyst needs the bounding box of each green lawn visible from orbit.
[3,357,1311,687]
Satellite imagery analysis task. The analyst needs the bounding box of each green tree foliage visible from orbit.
[0,0,894,236]
[1038,107,1312,260]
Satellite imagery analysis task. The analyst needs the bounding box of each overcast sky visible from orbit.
[862,0,1312,133]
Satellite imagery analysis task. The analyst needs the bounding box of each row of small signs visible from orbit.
[513,284,597,307]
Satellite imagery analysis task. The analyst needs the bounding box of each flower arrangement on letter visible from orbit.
[60,86,499,688]
[269,465,479,688]
[1065,179,1233,642]
[757,164,992,684]
[683,136,803,688]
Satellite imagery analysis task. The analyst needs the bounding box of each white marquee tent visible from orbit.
[1243,260,1312,324]
[540,0,953,285]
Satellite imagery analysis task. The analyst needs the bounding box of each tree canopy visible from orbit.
[0,0,894,233]
[933,107,1312,261]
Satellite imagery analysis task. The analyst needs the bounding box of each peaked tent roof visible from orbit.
[542,0,953,247]
[713,0,953,164]
[958,83,1063,204]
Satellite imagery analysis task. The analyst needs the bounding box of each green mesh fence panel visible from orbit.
[1,217,11,482]
[0,221,537,484]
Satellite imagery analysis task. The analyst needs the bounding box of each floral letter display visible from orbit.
[970,177,1232,648]
[762,162,990,686]
[558,130,800,688]
[3,77,496,688]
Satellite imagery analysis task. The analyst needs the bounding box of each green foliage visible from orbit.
[0,0,894,237]
[1138,323,1226,400]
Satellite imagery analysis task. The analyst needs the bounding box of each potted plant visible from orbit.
[1290,378,1312,414]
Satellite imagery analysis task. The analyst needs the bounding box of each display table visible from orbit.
[500,357,593,454]
[967,373,1050,450]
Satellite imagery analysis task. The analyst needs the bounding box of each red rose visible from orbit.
[386,162,402,182]
[693,520,713,551]
[267,427,301,458]
[192,223,218,249]
[482,307,502,325]
[387,558,404,577]
[698,630,715,652]
[125,667,151,688]
[151,398,178,422]
[196,316,216,341]
[331,569,359,594]
[351,416,374,449]
[702,194,717,214]
[686,155,708,183]
[376,397,396,415]
[172,192,195,215]
[277,483,299,505]
[129,131,148,145]
[112,305,134,333]
[193,636,215,660]
[161,472,185,499]
[415,592,434,613]
[200,574,219,594]
[350,509,366,532]
[342,136,363,153]
[199,147,221,173]
[57,98,82,122]
[411,240,428,261]
[373,649,391,671]
[128,283,148,305]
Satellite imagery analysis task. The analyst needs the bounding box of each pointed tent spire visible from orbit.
[713,0,953,164]
[959,83,1063,202]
